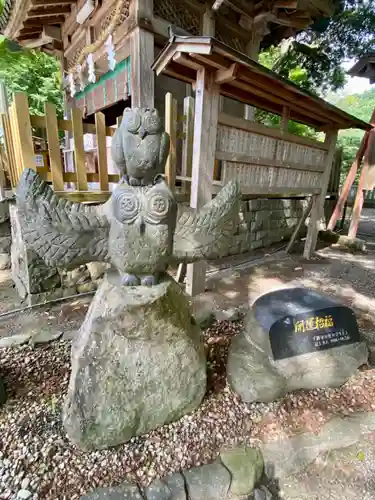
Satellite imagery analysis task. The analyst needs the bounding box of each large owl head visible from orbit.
[121,107,162,140]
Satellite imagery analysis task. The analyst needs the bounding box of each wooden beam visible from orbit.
[281,105,289,134]
[212,0,225,10]
[215,13,251,40]
[18,33,41,41]
[12,93,35,173]
[23,35,53,48]
[286,196,313,253]
[218,112,328,150]
[272,12,312,29]
[95,112,109,192]
[203,5,215,36]
[274,0,298,7]
[172,52,204,71]
[165,93,177,191]
[28,5,71,17]
[43,25,62,41]
[71,107,88,191]
[186,67,220,297]
[303,130,338,259]
[222,0,255,19]
[23,16,66,26]
[219,82,324,129]
[18,27,42,35]
[189,51,229,70]
[215,63,239,84]
[31,0,76,5]
[130,27,154,108]
[45,102,64,192]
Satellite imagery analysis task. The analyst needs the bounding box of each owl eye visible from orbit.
[143,115,160,133]
[124,110,141,133]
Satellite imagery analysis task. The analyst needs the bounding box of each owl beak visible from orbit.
[139,127,147,140]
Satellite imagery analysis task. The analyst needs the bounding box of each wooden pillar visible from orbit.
[303,130,338,259]
[130,27,155,108]
[202,6,215,36]
[186,68,220,296]
[243,19,267,121]
[0,81,8,200]
[281,106,289,134]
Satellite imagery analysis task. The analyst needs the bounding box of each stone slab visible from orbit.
[183,463,231,500]
[80,484,143,500]
[220,445,263,496]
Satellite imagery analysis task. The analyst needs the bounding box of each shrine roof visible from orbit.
[152,35,371,131]
[348,54,375,84]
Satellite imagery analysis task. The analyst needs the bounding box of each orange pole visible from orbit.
[327,132,369,231]
[348,129,375,238]
[327,107,375,231]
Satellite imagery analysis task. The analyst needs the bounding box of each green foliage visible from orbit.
[257,45,320,140]
[332,87,375,183]
[0,37,63,118]
[271,1,375,94]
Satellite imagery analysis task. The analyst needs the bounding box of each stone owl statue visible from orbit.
[111,107,170,186]
[15,169,241,286]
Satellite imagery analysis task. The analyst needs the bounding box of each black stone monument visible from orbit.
[253,287,361,361]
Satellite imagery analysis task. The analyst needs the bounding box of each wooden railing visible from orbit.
[0,91,341,203]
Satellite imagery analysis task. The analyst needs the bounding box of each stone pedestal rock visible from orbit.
[63,273,206,450]
[228,287,368,403]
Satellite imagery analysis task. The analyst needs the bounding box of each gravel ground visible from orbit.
[2,210,375,499]
[1,318,375,500]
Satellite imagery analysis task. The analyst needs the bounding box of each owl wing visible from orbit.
[111,122,127,174]
[173,180,241,263]
[16,168,110,269]
[159,131,170,170]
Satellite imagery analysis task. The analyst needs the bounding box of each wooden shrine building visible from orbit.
[1,0,338,122]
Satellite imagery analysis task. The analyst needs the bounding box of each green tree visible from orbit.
[331,87,375,182]
[0,37,63,118]
[257,46,320,139]
[271,1,375,95]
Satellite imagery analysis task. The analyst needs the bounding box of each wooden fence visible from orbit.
[0,91,342,203]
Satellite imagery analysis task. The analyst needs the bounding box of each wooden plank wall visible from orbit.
[216,114,329,195]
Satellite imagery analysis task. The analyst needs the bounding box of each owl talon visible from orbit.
[121,273,140,286]
[141,275,159,286]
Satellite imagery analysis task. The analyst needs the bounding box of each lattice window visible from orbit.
[154,0,200,36]
[215,25,247,54]
[0,0,14,31]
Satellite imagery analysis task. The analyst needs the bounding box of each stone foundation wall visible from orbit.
[229,197,335,255]
[0,199,12,271]
[10,204,109,306]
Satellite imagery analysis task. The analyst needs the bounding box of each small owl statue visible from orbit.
[111,107,170,186]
